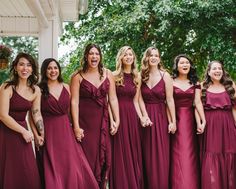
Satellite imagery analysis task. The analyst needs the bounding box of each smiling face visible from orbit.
[177,57,191,75]
[208,62,223,81]
[15,57,33,79]
[87,47,101,69]
[122,49,134,66]
[148,49,160,67]
[46,61,60,81]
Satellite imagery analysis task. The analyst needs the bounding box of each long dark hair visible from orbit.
[5,52,38,92]
[38,58,63,97]
[201,60,235,103]
[78,43,104,80]
[172,54,198,85]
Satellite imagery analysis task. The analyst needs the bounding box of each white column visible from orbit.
[38,18,59,65]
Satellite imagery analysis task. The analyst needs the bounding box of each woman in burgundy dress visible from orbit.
[170,54,206,189]
[0,53,43,189]
[70,44,119,189]
[109,46,148,189]
[199,60,236,189]
[139,47,176,189]
[33,58,99,189]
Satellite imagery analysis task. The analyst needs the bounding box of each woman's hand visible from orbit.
[110,120,119,135]
[21,129,34,143]
[34,135,44,149]
[168,122,177,134]
[140,116,153,127]
[197,121,206,134]
[74,127,84,142]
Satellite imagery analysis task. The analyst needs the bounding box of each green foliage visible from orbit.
[0,36,38,59]
[0,45,12,59]
[0,36,38,84]
[0,69,9,84]
[61,0,236,81]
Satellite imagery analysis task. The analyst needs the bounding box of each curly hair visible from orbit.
[5,52,38,92]
[201,60,235,103]
[172,54,198,85]
[141,47,164,83]
[114,46,139,87]
[76,43,104,80]
[38,58,63,97]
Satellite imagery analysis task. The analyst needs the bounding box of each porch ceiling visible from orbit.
[0,0,88,36]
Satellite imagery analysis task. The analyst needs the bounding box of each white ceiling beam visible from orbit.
[0,16,38,36]
[24,0,49,28]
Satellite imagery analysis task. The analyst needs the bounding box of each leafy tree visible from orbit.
[61,0,236,82]
[0,36,38,84]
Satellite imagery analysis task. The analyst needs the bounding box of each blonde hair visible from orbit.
[114,46,139,86]
[141,47,163,83]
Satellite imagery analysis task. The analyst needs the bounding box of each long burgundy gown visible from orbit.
[0,89,41,189]
[170,85,200,189]
[79,76,111,188]
[199,91,236,189]
[110,73,144,189]
[141,77,170,189]
[41,86,99,189]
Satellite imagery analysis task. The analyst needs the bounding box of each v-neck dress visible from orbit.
[0,89,41,189]
[79,77,111,188]
[41,86,99,189]
[170,85,200,189]
[141,77,170,189]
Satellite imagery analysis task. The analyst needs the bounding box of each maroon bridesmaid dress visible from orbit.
[170,85,200,189]
[41,86,99,189]
[200,91,236,189]
[141,76,170,189]
[79,76,111,188]
[0,89,41,189]
[110,73,144,189]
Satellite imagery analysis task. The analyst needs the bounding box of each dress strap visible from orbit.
[104,69,108,79]
[79,72,84,79]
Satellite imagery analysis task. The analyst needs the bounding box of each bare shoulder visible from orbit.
[70,71,82,84]
[71,70,80,78]
[34,85,41,93]
[105,68,112,76]
[0,83,8,91]
[162,70,171,80]
[112,70,119,77]
[63,83,70,94]
[232,81,236,88]
[34,85,42,97]
[0,83,12,97]
[106,69,115,79]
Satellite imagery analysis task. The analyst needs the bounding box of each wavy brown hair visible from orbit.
[201,60,235,103]
[76,43,104,80]
[114,46,139,87]
[5,52,39,92]
[141,47,164,83]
